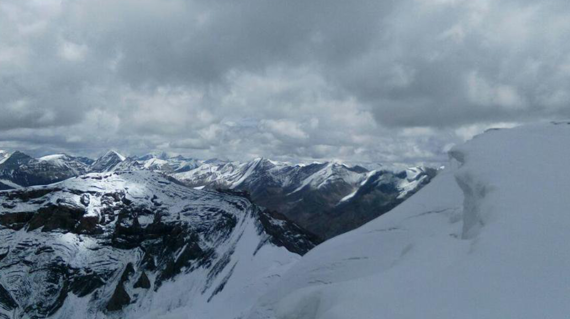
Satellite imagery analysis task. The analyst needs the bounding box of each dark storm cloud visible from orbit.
[0,0,569,163]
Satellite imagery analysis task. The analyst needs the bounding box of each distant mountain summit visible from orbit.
[90,150,126,172]
[38,154,92,175]
[136,153,201,173]
[0,151,84,187]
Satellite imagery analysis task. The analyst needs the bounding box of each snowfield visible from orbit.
[246,122,570,319]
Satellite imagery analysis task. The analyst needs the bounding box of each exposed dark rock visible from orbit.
[70,274,106,297]
[76,215,103,235]
[106,283,131,312]
[1,202,16,209]
[0,283,18,311]
[257,209,322,255]
[106,263,135,312]
[0,211,34,230]
[141,252,157,271]
[80,194,90,206]
[207,262,237,302]
[27,204,85,232]
[134,272,151,289]
[5,188,60,202]
[155,238,207,287]
[120,263,135,282]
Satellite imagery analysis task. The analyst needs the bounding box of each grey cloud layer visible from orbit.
[0,0,568,163]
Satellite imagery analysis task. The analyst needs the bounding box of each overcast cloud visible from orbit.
[1,0,569,165]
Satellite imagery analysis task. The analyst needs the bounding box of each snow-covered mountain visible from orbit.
[246,122,570,319]
[38,154,92,175]
[0,170,318,318]
[0,151,87,188]
[174,159,436,239]
[137,153,202,173]
[90,150,127,173]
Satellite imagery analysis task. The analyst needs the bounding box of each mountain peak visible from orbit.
[1,151,33,166]
[90,150,126,172]
[102,150,126,161]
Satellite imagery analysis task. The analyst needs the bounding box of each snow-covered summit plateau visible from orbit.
[247,122,570,319]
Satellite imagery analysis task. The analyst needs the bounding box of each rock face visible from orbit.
[175,159,436,239]
[0,170,317,319]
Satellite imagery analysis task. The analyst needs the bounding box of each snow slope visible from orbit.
[247,122,570,319]
[0,151,9,165]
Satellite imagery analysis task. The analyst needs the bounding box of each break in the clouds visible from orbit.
[1,0,569,164]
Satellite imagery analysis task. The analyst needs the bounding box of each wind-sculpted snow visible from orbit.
[247,123,570,319]
[0,170,317,319]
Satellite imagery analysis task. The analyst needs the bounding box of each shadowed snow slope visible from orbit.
[247,122,570,319]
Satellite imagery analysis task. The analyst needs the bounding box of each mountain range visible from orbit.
[0,151,436,239]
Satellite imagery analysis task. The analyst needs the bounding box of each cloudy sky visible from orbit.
[1,0,569,164]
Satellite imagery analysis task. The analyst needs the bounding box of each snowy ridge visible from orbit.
[38,154,91,176]
[287,162,364,195]
[247,123,570,319]
[0,179,21,189]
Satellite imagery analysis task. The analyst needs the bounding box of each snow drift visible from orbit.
[247,122,570,319]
